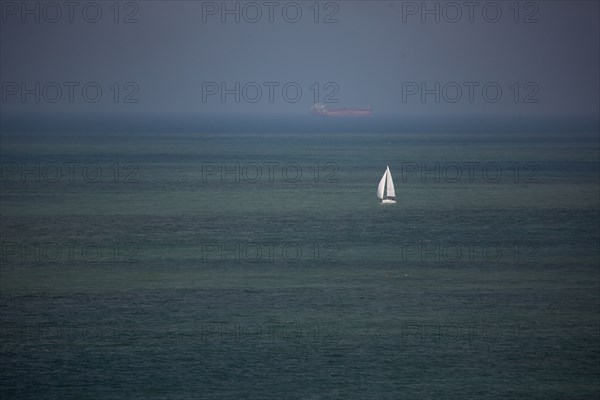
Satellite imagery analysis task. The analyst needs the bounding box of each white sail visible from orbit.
[377,169,386,199]
[378,166,397,204]
[386,166,395,198]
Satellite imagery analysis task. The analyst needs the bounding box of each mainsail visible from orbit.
[386,166,395,198]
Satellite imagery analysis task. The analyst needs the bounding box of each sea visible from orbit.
[1,119,599,399]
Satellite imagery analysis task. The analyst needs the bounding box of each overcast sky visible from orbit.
[1,0,598,117]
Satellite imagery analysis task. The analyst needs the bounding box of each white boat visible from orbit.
[377,166,396,204]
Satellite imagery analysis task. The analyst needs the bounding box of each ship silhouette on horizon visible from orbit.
[311,103,373,117]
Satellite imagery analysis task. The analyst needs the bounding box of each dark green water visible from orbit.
[1,130,599,399]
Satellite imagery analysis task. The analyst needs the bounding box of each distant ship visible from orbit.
[311,103,372,117]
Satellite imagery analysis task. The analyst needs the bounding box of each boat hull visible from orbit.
[381,198,396,204]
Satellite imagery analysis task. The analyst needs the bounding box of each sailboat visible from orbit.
[377,166,396,204]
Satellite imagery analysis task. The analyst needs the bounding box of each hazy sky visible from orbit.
[1,0,598,116]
